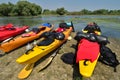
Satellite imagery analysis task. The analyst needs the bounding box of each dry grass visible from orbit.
[0,32,120,80]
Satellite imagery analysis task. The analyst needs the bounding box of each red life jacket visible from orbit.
[56,27,65,32]
[76,39,100,63]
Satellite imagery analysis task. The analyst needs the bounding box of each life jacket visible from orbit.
[4,23,14,29]
[42,23,51,27]
[56,27,65,32]
[99,45,119,72]
[76,39,100,63]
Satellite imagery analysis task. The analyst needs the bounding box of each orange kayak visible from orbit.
[0,25,53,53]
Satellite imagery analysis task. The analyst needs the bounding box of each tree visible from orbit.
[0,1,42,16]
[43,9,50,14]
[56,7,67,15]
[16,1,42,16]
[0,2,14,16]
[30,3,42,16]
[16,1,31,16]
[80,9,91,15]
[43,9,56,15]
[92,9,109,15]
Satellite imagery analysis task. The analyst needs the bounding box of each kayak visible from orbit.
[76,38,100,77]
[78,54,100,77]
[16,23,73,64]
[0,23,29,42]
[0,25,53,53]
[75,22,108,77]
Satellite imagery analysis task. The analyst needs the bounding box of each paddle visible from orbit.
[37,48,60,72]
[37,40,69,72]
[18,63,34,79]
[71,21,75,32]
[0,37,14,44]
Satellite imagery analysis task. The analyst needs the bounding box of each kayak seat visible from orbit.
[55,32,65,40]
[37,38,54,46]
[7,27,16,30]
[83,59,89,66]
[4,23,16,30]
[40,32,65,40]
[32,27,40,34]
[59,22,70,29]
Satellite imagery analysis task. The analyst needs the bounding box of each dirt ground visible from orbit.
[0,32,120,80]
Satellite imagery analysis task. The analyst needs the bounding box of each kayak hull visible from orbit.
[79,54,100,77]
[16,27,72,64]
[0,26,28,42]
[0,26,53,53]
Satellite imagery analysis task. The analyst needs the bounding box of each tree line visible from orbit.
[0,1,42,16]
[0,1,120,16]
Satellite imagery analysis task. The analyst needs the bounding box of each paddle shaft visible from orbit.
[37,47,60,72]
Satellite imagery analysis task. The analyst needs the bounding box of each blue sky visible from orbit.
[0,0,120,11]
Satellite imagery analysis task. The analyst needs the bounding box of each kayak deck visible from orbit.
[0,26,28,42]
[16,40,60,64]
[16,27,72,64]
[79,53,100,77]
[0,26,53,52]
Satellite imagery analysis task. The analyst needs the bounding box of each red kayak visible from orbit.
[0,23,29,42]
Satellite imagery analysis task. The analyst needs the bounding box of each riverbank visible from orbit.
[0,32,120,80]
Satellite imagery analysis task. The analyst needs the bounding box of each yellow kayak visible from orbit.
[79,54,100,77]
[16,25,73,64]
[0,25,53,53]
[76,39,100,77]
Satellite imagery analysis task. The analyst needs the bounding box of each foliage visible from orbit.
[0,2,14,16]
[80,9,92,15]
[92,9,109,15]
[0,1,42,16]
[0,1,120,16]
[42,9,56,15]
[56,7,67,15]
[68,9,120,15]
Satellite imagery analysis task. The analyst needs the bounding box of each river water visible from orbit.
[0,15,120,39]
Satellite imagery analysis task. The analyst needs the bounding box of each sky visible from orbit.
[0,0,120,11]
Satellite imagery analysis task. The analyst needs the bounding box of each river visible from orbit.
[0,15,120,39]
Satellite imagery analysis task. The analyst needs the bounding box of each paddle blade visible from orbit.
[18,63,34,79]
[37,57,53,72]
